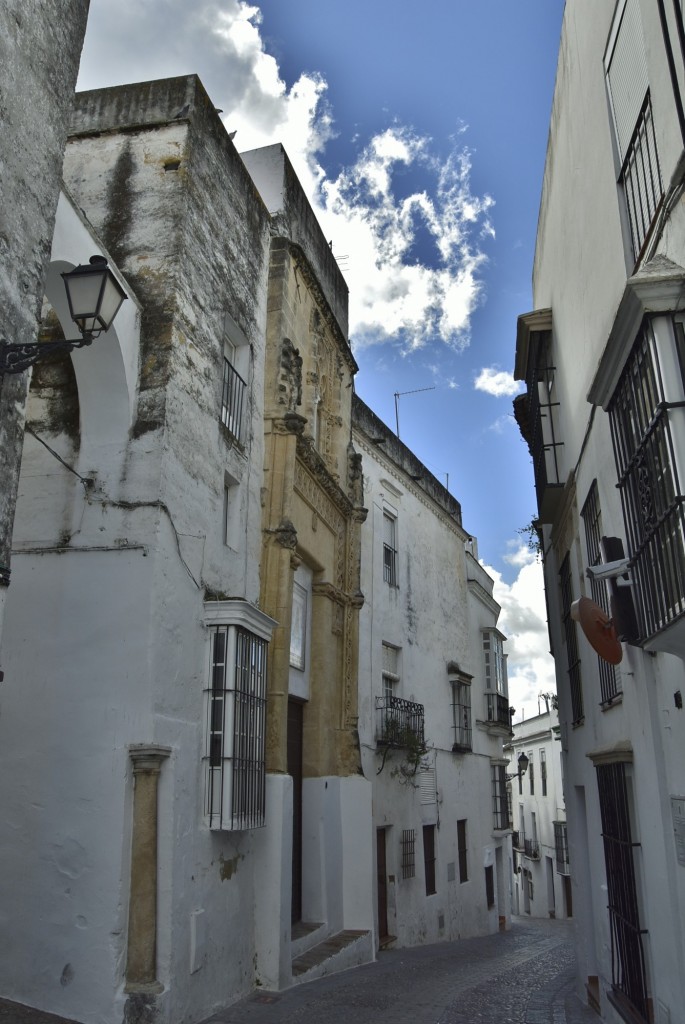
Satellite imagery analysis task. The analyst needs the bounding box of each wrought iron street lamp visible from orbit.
[506,751,530,780]
[0,255,127,375]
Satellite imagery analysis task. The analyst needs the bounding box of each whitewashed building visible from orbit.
[0,77,277,1024]
[353,396,513,947]
[505,708,571,921]
[513,2,685,1021]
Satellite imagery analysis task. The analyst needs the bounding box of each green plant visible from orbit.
[518,517,543,557]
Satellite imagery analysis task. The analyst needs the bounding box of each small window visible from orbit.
[290,582,308,671]
[491,764,509,830]
[383,511,398,586]
[222,471,241,550]
[457,819,468,883]
[401,829,416,879]
[529,752,535,796]
[382,642,400,700]
[423,825,436,895]
[451,678,472,751]
[220,315,249,444]
[540,748,547,797]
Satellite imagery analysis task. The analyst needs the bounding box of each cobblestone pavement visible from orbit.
[0,917,596,1024]
[204,917,597,1024]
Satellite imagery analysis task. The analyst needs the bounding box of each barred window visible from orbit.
[528,752,534,796]
[605,0,663,260]
[554,821,570,875]
[559,553,584,725]
[595,761,649,1021]
[401,829,416,879]
[204,624,268,830]
[581,481,621,705]
[540,748,547,797]
[221,351,247,443]
[609,320,685,641]
[451,679,472,751]
[491,764,509,830]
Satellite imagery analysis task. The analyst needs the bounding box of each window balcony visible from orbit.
[514,310,564,524]
[375,694,425,748]
[512,829,523,851]
[524,837,541,860]
[485,692,513,735]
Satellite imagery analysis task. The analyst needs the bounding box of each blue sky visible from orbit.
[78,0,563,717]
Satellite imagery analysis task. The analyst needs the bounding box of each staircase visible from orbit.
[291,922,373,985]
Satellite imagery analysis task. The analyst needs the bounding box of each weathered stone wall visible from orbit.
[0,0,89,629]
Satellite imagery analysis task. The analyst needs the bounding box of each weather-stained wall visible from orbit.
[0,0,90,646]
[0,77,275,1024]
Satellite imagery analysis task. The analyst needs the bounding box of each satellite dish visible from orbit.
[571,597,623,665]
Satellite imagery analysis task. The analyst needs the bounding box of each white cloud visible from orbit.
[79,0,494,355]
[474,366,522,397]
[482,544,557,724]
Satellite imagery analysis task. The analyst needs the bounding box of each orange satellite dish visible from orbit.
[571,597,623,665]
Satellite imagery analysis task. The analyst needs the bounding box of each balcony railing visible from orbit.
[221,357,246,443]
[621,92,663,262]
[375,694,424,748]
[486,693,512,730]
[512,830,523,851]
[524,837,541,860]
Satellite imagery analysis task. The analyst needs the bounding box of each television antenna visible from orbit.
[394,386,436,439]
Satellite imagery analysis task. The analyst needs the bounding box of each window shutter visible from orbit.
[606,0,649,161]
[419,761,437,806]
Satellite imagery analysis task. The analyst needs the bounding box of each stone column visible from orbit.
[125,744,171,993]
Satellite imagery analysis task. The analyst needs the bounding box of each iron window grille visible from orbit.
[221,356,246,443]
[559,553,584,726]
[596,761,650,1022]
[609,320,685,641]
[540,748,547,797]
[375,694,425,748]
[423,825,437,896]
[619,92,663,262]
[204,625,268,830]
[457,819,468,883]
[383,512,398,586]
[529,753,535,796]
[581,481,621,704]
[401,829,416,879]
[451,680,472,751]
[554,821,570,875]
[491,764,509,830]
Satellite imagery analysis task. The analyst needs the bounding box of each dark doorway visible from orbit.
[287,699,304,925]
[563,874,573,918]
[376,828,388,941]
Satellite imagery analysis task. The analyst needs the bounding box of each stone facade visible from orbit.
[0,0,90,646]
[514,2,685,1021]
[242,145,374,987]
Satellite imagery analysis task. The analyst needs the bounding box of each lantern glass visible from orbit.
[62,256,126,336]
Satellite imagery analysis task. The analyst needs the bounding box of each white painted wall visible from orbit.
[522,2,685,1019]
[355,409,512,949]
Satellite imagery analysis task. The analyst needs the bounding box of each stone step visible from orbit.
[291,929,373,985]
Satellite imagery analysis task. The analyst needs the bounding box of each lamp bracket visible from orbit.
[0,335,95,376]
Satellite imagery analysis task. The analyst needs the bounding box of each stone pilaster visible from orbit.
[125,744,171,994]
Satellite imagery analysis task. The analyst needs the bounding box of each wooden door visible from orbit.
[376,828,388,941]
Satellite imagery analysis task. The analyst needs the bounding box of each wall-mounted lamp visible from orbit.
[1,256,127,375]
[506,751,530,780]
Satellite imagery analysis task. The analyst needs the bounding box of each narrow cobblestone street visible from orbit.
[203,917,595,1024]
[0,917,596,1024]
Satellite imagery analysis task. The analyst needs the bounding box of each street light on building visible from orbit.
[0,255,127,375]
[507,751,530,780]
